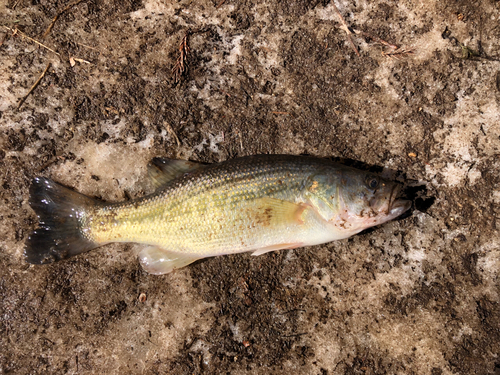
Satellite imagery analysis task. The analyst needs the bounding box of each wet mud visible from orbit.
[1,0,499,374]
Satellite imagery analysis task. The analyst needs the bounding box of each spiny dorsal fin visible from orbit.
[138,246,201,274]
[147,158,204,189]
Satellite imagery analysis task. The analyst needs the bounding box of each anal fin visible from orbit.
[251,242,303,256]
[139,246,201,275]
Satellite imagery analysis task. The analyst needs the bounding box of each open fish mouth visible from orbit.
[370,183,411,220]
[389,197,412,218]
[387,184,411,218]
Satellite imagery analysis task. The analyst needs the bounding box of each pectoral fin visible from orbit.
[147,158,204,189]
[139,246,201,275]
[251,242,303,256]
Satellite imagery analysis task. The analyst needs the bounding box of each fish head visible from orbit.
[332,169,411,235]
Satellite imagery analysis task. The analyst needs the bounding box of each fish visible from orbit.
[24,155,411,274]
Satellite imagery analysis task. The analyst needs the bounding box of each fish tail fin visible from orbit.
[25,177,100,264]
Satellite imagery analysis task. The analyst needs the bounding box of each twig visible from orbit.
[42,0,86,38]
[69,56,91,66]
[2,26,60,56]
[382,47,414,59]
[73,57,90,64]
[172,31,191,84]
[164,122,181,146]
[216,0,226,8]
[75,41,100,51]
[17,63,51,110]
[332,4,360,57]
[352,28,414,59]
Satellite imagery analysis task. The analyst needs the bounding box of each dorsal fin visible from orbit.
[147,158,204,189]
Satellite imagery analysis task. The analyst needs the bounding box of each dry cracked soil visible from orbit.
[1,0,500,374]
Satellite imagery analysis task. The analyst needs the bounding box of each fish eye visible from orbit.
[366,176,379,190]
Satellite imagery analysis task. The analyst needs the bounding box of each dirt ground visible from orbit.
[1,0,500,374]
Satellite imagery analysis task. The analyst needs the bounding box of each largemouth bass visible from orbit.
[25,155,411,274]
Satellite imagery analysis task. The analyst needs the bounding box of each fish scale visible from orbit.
[25,155,411,274]
[89,156,311,253]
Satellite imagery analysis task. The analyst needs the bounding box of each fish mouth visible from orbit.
[387,184,411,218]
[370,183,411,219]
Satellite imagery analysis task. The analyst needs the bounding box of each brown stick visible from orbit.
[382,47,414,59]
[75,41,100,51]
[332,4,360,57]
[164,122,181,146]
[3,26,60,56]
[172,31,191,84]
[42,0,86,38]
[18,63,51,110]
